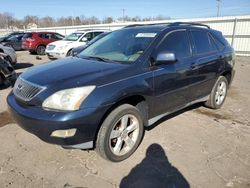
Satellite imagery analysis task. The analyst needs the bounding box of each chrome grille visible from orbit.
[13,77,45,102]
[47,45,55,51]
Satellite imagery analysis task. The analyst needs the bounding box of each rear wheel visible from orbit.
[96,104,144,162]
[36,45,46,55]
[205,76,228,109]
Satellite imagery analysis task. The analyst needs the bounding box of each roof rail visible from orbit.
[123,24,148,28]
[169,22,210,29]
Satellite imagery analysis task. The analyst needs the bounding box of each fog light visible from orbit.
[50,129,76,138]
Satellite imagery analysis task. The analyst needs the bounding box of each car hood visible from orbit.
[20,57,129,88]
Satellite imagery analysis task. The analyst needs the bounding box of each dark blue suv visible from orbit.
[8,22,235,162]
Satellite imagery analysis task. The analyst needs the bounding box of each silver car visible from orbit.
[0,44,17,65]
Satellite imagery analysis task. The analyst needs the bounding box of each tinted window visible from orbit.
[191,31,217,54]
[93,32,103,38]
[45,33,53,39]
[83,33,93,41]
[38,33,46,39]
[158,30,191,59]
[7,35,18,41]
[210,34,225,51]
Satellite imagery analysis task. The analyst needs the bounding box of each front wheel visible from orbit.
[205,76,228,109]
[96,104,144,162]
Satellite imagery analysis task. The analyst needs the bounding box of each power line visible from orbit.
[217,0,222,17]
[121,9,126,22]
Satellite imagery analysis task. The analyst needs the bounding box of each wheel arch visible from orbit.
[66,48,73,56]
[36,43,46,49]
[94,94,148,146]
[221,70,232,85]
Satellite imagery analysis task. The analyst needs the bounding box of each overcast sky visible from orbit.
[0,0,250,19]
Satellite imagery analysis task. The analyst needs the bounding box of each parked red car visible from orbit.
[22,32,64,55]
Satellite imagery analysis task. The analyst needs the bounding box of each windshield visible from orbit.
[78,28,160,63]
[64,33,83,41]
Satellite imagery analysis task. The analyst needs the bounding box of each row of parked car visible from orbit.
[0,29,110,87]
[0,29,109,56]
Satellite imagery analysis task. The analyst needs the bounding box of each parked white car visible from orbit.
[45,29,108,59]
[0,44,17,65]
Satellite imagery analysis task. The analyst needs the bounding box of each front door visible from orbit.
[152,29,196,117]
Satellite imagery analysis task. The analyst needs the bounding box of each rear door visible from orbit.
[189,29,221,100]
[14,34,24,50]
[152,29,196,117]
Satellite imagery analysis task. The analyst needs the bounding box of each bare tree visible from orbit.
[102,17,114,24]
[0,12,171,29]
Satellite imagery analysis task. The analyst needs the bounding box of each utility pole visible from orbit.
[216,0,221,17]
[121,9,126,22]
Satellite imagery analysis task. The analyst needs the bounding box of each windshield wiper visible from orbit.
[81,56,115,63]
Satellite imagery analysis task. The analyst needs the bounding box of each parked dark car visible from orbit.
[0,33,26,50]
[0,53,16,86]
[71,32,111,56]
[22,32,64,55]
[0,32,25,43]
[8,22,235,162]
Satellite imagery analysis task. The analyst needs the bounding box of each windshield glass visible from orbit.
[78,28,160,63]
[64,33,83,41]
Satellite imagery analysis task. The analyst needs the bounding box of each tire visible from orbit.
[66,49,73,56]
[36,45,46,55]
[96,104,144,162]
[29,50,36,54]
[205,76,228,109]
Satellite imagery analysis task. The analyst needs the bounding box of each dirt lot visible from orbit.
[0,51,250,188]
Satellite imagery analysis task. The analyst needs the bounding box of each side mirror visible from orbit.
[155,52,177,65]
[81,37,88,42]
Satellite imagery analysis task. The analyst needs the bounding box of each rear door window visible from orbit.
[82,32,94,41]
[38,33,46,39]
[191,30,217,54]
[210,34,225,51]
[93,32,103,38]
[44,33,53,39]
[157,30,191,59]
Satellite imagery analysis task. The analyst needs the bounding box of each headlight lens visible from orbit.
[42,86,96,111]
[57,45,68,51]
[57,46,63,51]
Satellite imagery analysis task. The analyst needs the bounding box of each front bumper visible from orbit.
[46,50,66,59]
[7,92,109,148]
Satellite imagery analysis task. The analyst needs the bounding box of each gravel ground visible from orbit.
[0,51,250,188]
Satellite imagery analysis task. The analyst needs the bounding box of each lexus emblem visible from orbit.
[17,84,23,92]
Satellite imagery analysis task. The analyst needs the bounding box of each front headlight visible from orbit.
[42,86,96,111]
[57,45,68,51]
[57,46,63,51]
